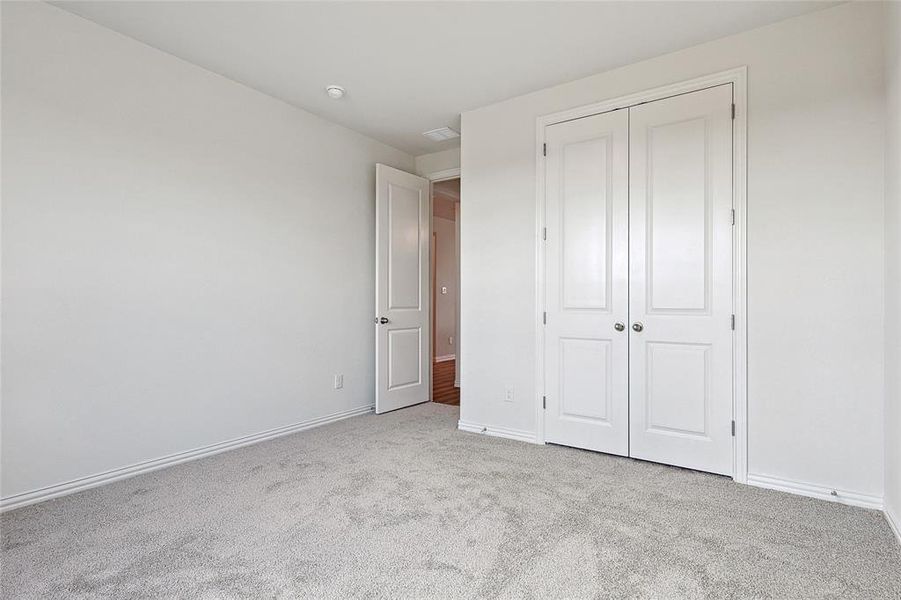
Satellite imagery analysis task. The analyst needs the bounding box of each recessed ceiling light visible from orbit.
[325,85,345,99]
[422,127,460,142]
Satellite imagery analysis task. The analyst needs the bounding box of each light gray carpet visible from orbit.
[2,403,899,599]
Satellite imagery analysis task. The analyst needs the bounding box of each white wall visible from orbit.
[433,216,457,359]
[415,148,461,177]
[885,0,901,536]
[460,2,886,501]
[0,2,414,501]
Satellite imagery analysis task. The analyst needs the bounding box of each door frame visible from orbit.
[533,67,749,483]
[425,167,462,401]
[431,231,438,364]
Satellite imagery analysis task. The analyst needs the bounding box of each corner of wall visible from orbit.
[884,0,901,545]
[887,506,901,545]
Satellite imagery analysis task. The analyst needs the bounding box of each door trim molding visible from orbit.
[533,66,749,483]
[424,167,462,396]
[425,167,461,182]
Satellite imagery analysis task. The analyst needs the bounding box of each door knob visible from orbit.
[375,317,389,324]
[614,322,625,332]
[631,322,644,332]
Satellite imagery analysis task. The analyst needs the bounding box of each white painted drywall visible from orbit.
[433,216,457,359]
[415,148,461,177]
[885,0,901,535]
[460,2,886,499]
[0,2,414,500]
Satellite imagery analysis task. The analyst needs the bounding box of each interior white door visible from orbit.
[544,109,630,455]
[628,84,734,475]
[375,164,431,414]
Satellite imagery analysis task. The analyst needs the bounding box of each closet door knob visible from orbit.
[631,322,644,332]
[614,322,625,332]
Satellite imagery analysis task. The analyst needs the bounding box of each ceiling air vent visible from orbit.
[422,127,460,142]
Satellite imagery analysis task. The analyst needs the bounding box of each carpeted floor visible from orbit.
[1,403,899,599]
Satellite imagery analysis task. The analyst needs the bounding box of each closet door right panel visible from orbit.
[628,85,734,475]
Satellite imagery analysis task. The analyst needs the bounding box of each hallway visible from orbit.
[432,359,459,405]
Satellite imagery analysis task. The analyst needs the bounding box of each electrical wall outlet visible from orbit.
[504,385,514,403]
[449,336,454,345]
[334,374,343,389]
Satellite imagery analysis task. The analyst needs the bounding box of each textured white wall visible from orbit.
[460,2,886,499]
[0,2,414,499]
[415,148,461,177]
[885,0,901,534]
[433,217,457,359]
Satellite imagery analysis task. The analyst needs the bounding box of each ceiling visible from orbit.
[55,1,838,156]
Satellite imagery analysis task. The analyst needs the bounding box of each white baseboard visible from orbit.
[458,420,538,444]
[747,473,884,510]
[0,404,374,513]
[434,354,456,363]
[886,505,901,545]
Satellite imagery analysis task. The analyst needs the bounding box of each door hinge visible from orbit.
[731,208,735,226]
[731,314,735,330]
[542,227,547,241]
[543,311,547,325]
[542,395,547,410]
[731,103,736,120]
[543,143,547,157]
[731,420,736,436]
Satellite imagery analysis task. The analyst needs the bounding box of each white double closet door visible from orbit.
[544,84,734,476]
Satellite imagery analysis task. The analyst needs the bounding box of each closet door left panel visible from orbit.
[544,109,630,455]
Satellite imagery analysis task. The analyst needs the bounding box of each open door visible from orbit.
[375,164,431,414]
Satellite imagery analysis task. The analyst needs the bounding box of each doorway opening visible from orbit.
[430,177,460,405]
[374,163,459,415]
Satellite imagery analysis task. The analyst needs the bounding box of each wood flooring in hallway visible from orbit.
[432,359,459,405]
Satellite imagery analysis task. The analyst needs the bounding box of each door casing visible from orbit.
[534,67,748,482]
[426,168,462,400]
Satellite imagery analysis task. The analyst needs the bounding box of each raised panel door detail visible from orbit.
[561,136,611,311]
[559,338,611,423]
[375,164,430,414]
[647,117,709,313]
[646,342,710,437]
[543,109,629,456]
[628,83,733,477]
[388,182,422,311]
[387,327,421,390]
